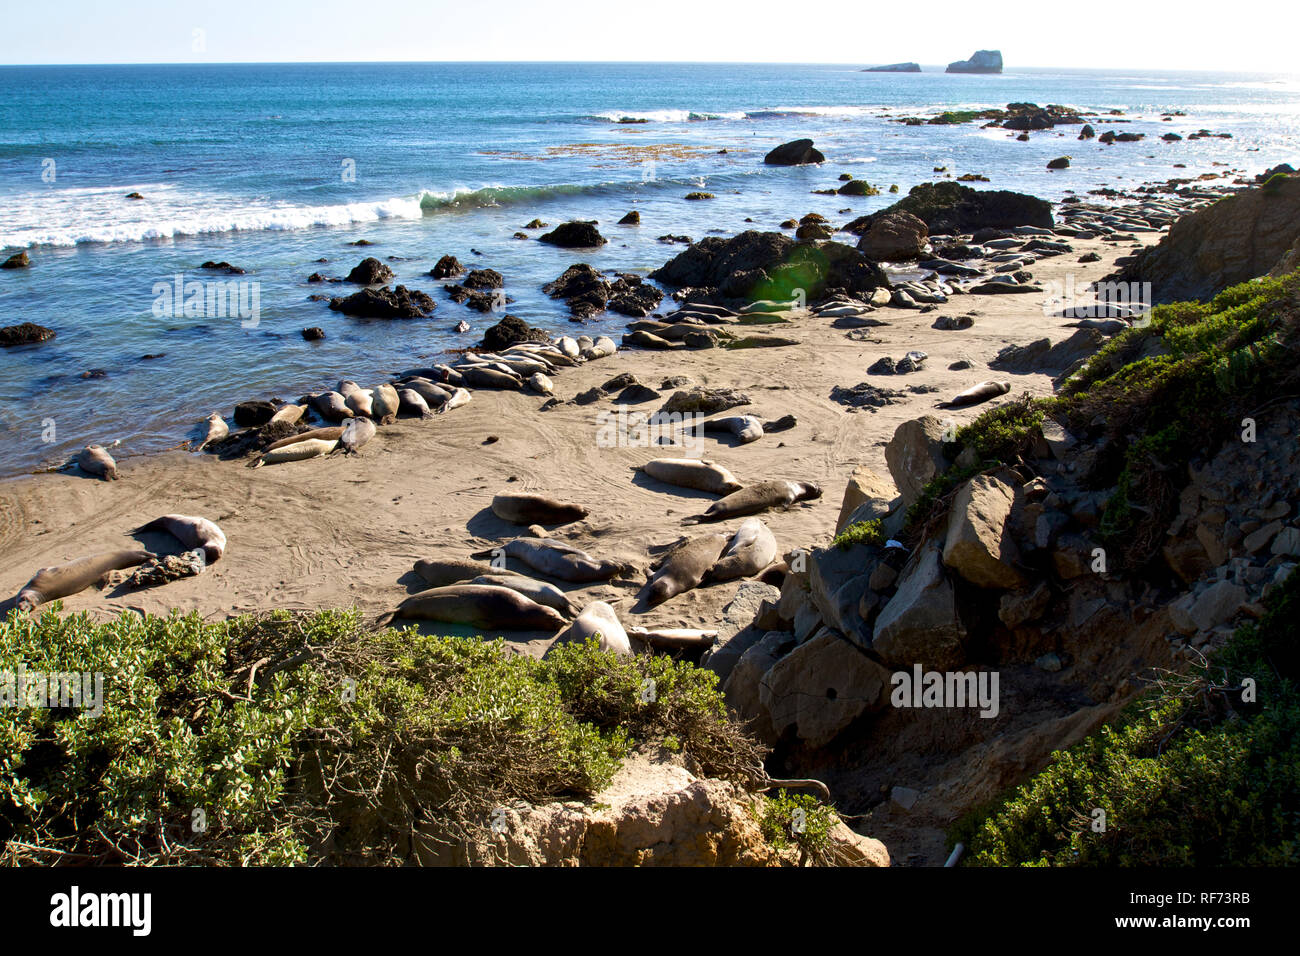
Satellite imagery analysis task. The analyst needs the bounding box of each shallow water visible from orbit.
[1,62,1297,476]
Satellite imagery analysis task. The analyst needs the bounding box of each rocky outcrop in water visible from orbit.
[871,181,1054,234]
[946,49,1002,74]
[539,221,607,248]
[346,257,395,285]
[0,322,55,347]
[764,139,825,166]
[328,285,436,318]
[863,62,921,73]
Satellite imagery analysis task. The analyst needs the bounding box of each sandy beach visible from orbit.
[0,234,1129,650]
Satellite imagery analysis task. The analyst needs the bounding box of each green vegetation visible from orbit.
[903,270,1300,568]
[831,518,885,551]
[0,608,762,865]
[956,567,1300,866]
[1262,172,1290,192]
[757,790,839,865]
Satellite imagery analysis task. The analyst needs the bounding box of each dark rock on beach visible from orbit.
[857,211,929,261]
[233,400,277,428]
[328,284,436,318]
[874,181,1053,233]
[539,221,607,248]
[481,315,550,352]
[0,322,55,347]
[764,139,825,166]
[346,257,395,284]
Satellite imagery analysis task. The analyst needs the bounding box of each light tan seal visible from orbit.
[371,384,400,424]
[642,533,728,606]
[77,445,118,480]
[134,514,227,563]
[638,458,743,495]
[543,601,632,658]
[490,493,589,526]
[686,479,822,524]
[250,437,337,467]
[380,584,566,631]
[413,557,491,587]
[470,573,580,618]
[705,517,778,582]
[264,426,344,451]
[196,413,228,451]
[473,537,627,582]
[12,549,155,611]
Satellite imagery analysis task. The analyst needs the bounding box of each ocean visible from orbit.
[1,62,1297,477]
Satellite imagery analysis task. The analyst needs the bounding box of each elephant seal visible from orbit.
[441,387,472,412]
[344,388,374,418]
[473,538,626,583]
[413,556,492,587]
[338,417,376,454]
[265,426,344,452]
[371,384,400,423]
[381,584,566,632]
[269,403,307,426]
[582,336,617,360]
[400,379,451,409]
[13,549,156,611]
[639,458,744,495]
[544,601,632,658]
[687,480,822,524]
[627,626,719,651]
[555,336,581,359]
[689,415,764,445]
[337,380,361,397]
[397,388,434,418]
[470,573,580,618]
[459,366,522,391]
[705,517,777,582]
[490,493,589,526]
[196,413,228,451]
[642,533,728,606]
[937,380,1012,409]
[527,372,554,396]
[77,445,118,480]
[251,437,337,467]
[308,391,354,421]
[134,514,226,563]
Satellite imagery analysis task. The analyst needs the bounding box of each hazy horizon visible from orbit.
[2,0,1295,73]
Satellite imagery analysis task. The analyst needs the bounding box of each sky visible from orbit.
[0,0,1294,73]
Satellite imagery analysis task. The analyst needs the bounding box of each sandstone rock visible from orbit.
[836,464,899,532]
[884,415,950,507]
[481,315,550,351]
[942,474,1026,589]
[871,544,966,669]
[2,251,30,269]
[874,181,1052,234]
[759,630,890,747]
[430,254,464,279]
[856,211,929,261]
[328,284,435,318]
[1243,520,1282,554]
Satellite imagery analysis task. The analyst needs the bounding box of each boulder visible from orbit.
[871,544,966,669]
[539,221,607,248]
[759,630,891,747]
[856,211,929,261]
[764,139,825,166]
[618,211,641,225]
[328,284,435,318]
[1169,581,1247,634]
[723,630,794,742]
[873,181,1053,234]
[1047,156,1070,170]
[430,254,464,279]
[808,545,876,645]
[2,251,31,269]
[1106,175,1300,303]
[702,582,781,682]
[836,465,899,532]
[946,50,1003,74]
[942,474,1026,589]
[884,415,950,507]
[481,315,549,351]
[0,322,55,347]
[345,257,395,284]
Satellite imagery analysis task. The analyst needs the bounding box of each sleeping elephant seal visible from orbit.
[338,417,377,454]
[628,626,720,651]
[469,573,580,618]
[642,533,729,606]
[490,492,589,527]
[308,391,354,422]
[441,388,472,413]
[371,384,400,424]
[459,366,522,391]
[399,378,451,408]
[413,556,492,588]
[639,458,743,495]
[269,403,307,426]
[344,387,374,419]
[544,601,632,659]
[397,388,434,419]
[705,517,778,582]
[473,538,627,583]
[77,445,118,480]
[688,415,764,445]
[13,549,155,612]
[196,413,228,451]
[686,480,822,524]
[264,426,344,452]
[134,514,227,563]
[937,380,1011,409]
[380,584,565,632]
[250,437,337,467]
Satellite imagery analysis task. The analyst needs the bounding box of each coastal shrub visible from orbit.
[956,567,1300,866]
[831,518,885,551]
[757,790,839,865]
[0,608,763,866]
